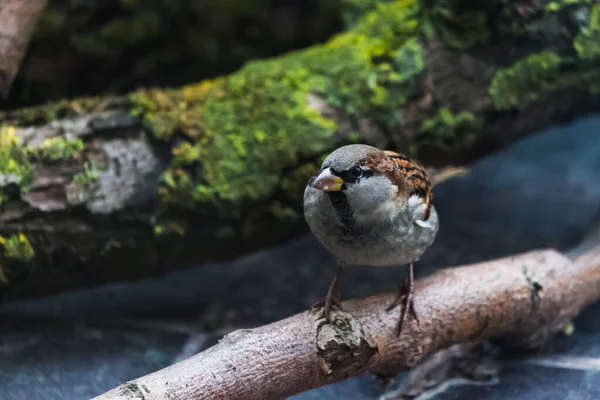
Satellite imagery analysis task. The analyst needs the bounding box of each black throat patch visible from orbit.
[326,191,362,236]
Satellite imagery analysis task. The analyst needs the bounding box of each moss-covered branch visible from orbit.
[1,0,599,300]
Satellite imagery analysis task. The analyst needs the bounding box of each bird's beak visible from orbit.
[308,168,343,191]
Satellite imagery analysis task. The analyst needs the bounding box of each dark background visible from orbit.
[4,0,342,110]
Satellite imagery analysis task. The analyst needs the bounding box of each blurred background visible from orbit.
[1,0,600,399]
[6,0,342,110]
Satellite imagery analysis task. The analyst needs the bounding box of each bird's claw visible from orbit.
[311,296,343,322]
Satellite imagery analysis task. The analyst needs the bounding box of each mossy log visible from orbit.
[1,0,600,301]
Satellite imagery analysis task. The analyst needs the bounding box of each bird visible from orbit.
[303,144,439,335]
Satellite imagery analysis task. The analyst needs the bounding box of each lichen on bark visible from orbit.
[0,127,35,206]
[0,233,35,283]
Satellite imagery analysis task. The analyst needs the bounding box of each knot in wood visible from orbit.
[316,311,377,379]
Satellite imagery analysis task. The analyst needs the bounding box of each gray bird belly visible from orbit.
[304,189,438,267]
[316,224,430,267]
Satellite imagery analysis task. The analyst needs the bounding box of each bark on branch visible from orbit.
[0,0,47,97]
[94,239,600,400]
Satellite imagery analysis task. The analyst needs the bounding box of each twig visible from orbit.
[0,0,47,97]
[93,239,600,400]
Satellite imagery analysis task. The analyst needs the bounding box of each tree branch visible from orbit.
[0,0,47,97]
[93,241,600,400]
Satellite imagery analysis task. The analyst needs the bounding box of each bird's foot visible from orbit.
[311,295,343,322]
[311,262,345,322]
[386,278,419,336]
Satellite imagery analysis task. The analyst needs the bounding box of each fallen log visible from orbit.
[1,0,599,300]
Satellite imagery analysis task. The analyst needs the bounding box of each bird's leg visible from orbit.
[386,262,419,336]
[311,261,344,321]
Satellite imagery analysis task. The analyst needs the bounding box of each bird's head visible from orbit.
[308,144,404,215]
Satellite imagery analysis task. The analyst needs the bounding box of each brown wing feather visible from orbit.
[383,150,433,220]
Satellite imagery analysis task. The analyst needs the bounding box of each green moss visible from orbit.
[0,127,87,206]
[490,4,600,110]
[130,0,424,214]
[153,220,187,236]
[489,52,563,110]
[38,137,85,161]
[574,4,600,60]
[0,96,114,127]
[73,162,99,186]
[0,233,35,262]
[546,0,593,12]
[417,108,484,152]
[0,126,35,206]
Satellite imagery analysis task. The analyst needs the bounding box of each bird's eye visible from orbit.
[350,166,363,178]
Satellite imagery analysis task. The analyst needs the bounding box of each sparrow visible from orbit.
[303,144,439,335]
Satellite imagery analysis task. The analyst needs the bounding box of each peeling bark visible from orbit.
[316,311,378,378]
[93,240,600,400]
